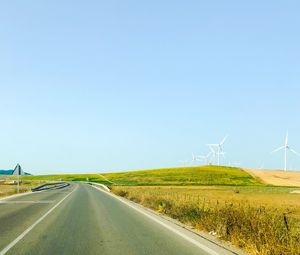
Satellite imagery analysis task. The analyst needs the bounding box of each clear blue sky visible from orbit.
[1,1,300,174]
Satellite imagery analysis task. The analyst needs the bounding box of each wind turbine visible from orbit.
[271,131,300,171]
[208,145,217,164]
[198,152,212,165]
[191,153,201,165]
[179,160,189,166]
[207,135,228,166]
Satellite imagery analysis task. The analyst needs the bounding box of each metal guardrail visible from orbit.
[31,182,70,192]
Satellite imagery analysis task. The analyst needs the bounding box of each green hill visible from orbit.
[22,173,111,185]
[22,166,263,186]
[103,166,262,186]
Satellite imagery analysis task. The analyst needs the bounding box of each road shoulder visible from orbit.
[90,184,247,255]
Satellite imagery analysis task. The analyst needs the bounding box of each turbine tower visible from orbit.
[198,152,212,165]
[207,135,228,166]
[191,153,201,165]
[271,131,300,171]
[179,160,189,166]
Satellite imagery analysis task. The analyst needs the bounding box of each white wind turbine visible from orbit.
[271,132,300,171]
[207,135,228,166]
[191,153,201,165]
[198,152,212,165]
[208,145,217,165]
[179,160,189,166]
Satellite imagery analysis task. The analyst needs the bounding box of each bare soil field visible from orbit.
[244,169,300,187]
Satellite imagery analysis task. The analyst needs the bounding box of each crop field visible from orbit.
[21,173,111,184]
[111,185,300,255]
[21,166,262,186]
[103,166,263,186]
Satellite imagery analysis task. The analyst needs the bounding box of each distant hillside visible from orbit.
[22,173,108,183]
[0,170,31,175]
[103,166,263,186]
[0,170,14,175]
[22,166,263,186]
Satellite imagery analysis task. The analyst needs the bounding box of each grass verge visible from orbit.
[0,180,47,198]
[111,186,300,255]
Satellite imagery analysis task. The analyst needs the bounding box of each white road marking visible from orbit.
[0,186,77,255]
[91,185,221,255]
[0,201,54,204]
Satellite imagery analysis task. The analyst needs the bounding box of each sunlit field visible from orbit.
[0,180,47,198]
[103,166,263,186]
[112,185,300,255]
[21,173,110,184]
[16,166,300,254]
[23,166,263,186]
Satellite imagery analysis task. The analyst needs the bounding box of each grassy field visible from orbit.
[12,166,300,254]
[103,166,263,186]
[0,180,47,198]
[21,166,263,186]
[112,185,300,255]
[21,173,111,184]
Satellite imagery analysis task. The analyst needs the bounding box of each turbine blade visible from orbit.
[271,146,285,154]
[290,149,300,157]
[207,145,216,152]
[285,131,289,146]
[220,135,228,145]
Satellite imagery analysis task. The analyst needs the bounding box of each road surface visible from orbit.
[0,183,240,255]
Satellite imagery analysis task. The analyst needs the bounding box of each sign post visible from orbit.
[14,164,22,194]
[17,170,19,193]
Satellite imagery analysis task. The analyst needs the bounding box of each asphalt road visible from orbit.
[0,183,240,255]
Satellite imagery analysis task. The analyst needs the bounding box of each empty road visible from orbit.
[0,183,240,255]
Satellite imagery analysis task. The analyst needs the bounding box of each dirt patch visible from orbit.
[244,169,300,187]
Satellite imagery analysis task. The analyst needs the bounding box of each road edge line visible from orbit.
[90,185,221,255]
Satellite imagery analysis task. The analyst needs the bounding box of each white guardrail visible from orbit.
[86,182,110,192]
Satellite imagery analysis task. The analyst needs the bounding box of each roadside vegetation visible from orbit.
[0,179,47,198]
[21,173,111,185]
[17,166,300,254]
[112,186,300,255]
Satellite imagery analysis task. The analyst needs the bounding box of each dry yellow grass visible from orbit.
[244,169,300,187]
[112,186,300,255]
[115,185,300,214]
[0,181,46,198]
